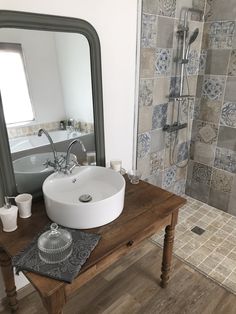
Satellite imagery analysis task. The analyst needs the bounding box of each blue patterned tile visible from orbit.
[177,142,189,163]
[158,0,176,17]
[137,132,151,159]
[155,49,172,76]
[186,50,200,75]
[139,79,154,106]
[202,76,225,101]
[163,165,177,188]
[220,102,236,127]
[214,147,236,173]
[172,179,186,195]
[141,14,157,48]
[152,103,168,129]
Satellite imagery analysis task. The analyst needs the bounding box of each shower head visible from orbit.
[188,28,199,46]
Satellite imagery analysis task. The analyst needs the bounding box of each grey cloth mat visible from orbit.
[12,223,101,283]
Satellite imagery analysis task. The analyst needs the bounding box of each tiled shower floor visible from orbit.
[151,196,236,294]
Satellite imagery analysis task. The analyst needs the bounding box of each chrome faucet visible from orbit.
[38,128,64,171]
[38,128,57,162]
[64,139,86,174]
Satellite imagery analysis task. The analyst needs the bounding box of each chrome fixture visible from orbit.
[38,128,57,161]
[64,139,86,174]
[38,128,65,171]
[163,7,203,169]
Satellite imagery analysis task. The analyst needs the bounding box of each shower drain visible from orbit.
[79,194,92,203]
[191,226,205,235]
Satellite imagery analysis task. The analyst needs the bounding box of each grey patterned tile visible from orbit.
[228,50,236,76]
[205,0,236,21]
[155,48,172,76]
[192,120,218,145]
[205,49,231,75]
[152,103,168,129]
[157,0,176,17]
[225,77,236,102]
[207,21,235,49]
[140,48,155,78]
[214,147,236,173]
[163,165,177,188]
[138,105,153,133]
[156,17,174,48]
[192,162,212,186]
[202,76,226,101]
[191,141,216,166]
[141,14,158,48]
[153,77,170,105]
[199,99,222,125]
[211,168,233,193]
[137,155,151,179]
[150,129,165,152]
[186,50,200,75]
[217,125,236,152]
[198,50,207,75]
[139,79,154,107]
[186,181,210,203]
[220,102,236,127]
[150,150,164,174]
[137,132,151,159]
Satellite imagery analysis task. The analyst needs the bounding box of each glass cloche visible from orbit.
[37,223,72,264]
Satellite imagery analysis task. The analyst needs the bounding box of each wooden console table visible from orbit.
[0,177,186,313]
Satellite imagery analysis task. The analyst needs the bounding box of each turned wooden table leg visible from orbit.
[0,248,18,312]
[41,286,66,314]
[160,209,178,288]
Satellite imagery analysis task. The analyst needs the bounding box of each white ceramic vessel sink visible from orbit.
[43,166,126,229]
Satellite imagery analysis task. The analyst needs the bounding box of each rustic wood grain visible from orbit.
[0,176,186,313]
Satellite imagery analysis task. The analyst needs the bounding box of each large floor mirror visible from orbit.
[0,10,105,201]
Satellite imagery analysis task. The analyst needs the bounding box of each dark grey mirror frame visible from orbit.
[0,10,105,205]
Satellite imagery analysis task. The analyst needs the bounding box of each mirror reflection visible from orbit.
[0,28,96,197]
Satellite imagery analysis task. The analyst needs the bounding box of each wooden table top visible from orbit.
[0,176,186,297]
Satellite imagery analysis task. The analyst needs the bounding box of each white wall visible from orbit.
[0,28,66,124]
[55,33,94,123]
[0,0,138,299]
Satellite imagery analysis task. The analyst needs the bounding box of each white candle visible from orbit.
[110,160,122,172]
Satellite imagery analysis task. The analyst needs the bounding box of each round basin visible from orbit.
[43,166,126,229]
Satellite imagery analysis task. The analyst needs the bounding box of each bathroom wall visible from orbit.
[137,0,205,195]
[186,0,236,215]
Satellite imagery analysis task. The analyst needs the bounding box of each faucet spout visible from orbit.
[38,128,58,164]
[65,139,86,173]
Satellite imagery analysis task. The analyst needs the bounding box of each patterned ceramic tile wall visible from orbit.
[138,0,205,195]
[186,0,236,215]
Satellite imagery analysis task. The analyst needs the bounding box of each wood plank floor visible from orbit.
[1,241,236,314]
